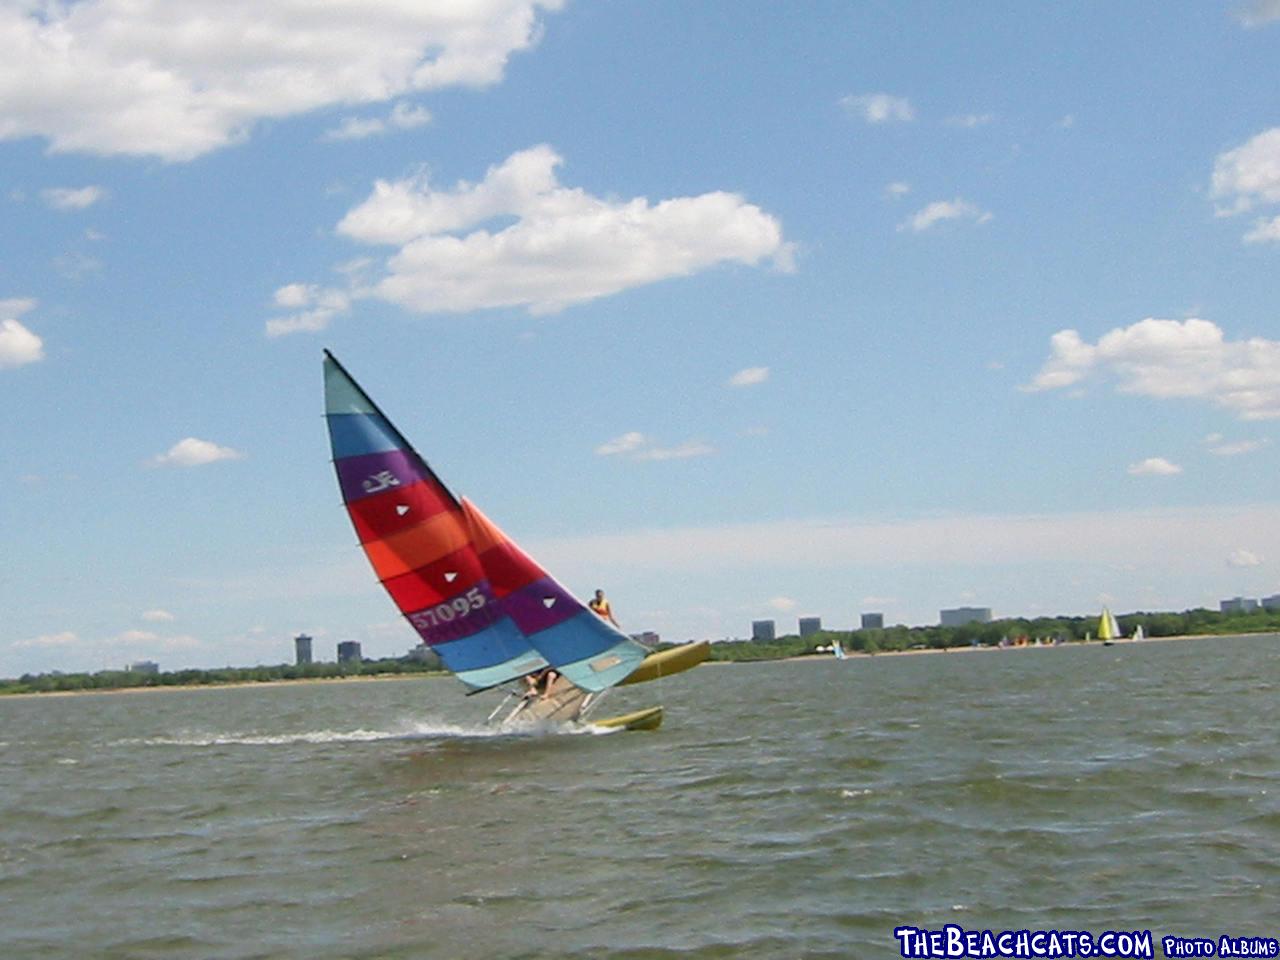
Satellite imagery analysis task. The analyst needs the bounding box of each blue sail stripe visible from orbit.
[524,612,647,692]
[326,411,403,459]
[429,617,546,677]
[555,637,650,692]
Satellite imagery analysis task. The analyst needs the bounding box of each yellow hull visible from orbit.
[617,641,710,686]
[592,706,664,731]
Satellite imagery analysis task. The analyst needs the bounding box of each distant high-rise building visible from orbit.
[798,617,822,637]
[337,641,362,663]
[940,607,992,627]
[1263,595,1280,612]
[751,619,776,642]
[1220,597,1259,614]
[294,633,313,665]
[127,660,159,675]
[861,612,884,630]
[629,631,660,647]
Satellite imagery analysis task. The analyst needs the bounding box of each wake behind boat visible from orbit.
[322,351,706,731]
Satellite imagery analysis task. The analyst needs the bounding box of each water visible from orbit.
[1,635,1276,959]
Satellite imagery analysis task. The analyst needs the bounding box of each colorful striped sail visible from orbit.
[461,499,648,691]
[323,351,646,693]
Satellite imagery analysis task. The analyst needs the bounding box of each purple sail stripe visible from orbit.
[405,580,506,647]
[500,577,581,636]
[334,449,434,505]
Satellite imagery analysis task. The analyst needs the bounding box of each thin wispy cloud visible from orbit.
[840,93,915,124]
[945,113,994,128]
[1025,317,1280,420]
[270,144,790,331]
[885,181,911,198]
[12,631,79,650]
[151,437,245,468]
[322,102,432,141]
[1127,457,1182,476]
[727,366,769,387]
[898,198,992,233]
[141,609,176,622]
[595,432,714,462]
[0,1,564,161]
[40,186,105,210]
[0,299,43,369]
[1226,548,1264,567]
[1236,0,1280,27]
[1205,435,1269,456]
[533,504,1280,578]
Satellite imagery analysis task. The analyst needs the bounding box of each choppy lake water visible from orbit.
[1,634,1276,959]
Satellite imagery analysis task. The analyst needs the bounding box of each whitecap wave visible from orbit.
[120,717,610,747]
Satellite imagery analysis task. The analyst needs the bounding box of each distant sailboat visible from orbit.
[833,639,846,660]
[1132,624,1146,642]
[1098,607,1122,646]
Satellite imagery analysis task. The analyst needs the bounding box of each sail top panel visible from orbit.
[324,355,379,416]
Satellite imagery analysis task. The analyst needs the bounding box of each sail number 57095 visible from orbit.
[410,586,487,630]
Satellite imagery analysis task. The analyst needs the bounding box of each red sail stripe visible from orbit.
[362,511,470,581]
[461,499,547,597]
[347,477,454,544]
[382,547,487,612]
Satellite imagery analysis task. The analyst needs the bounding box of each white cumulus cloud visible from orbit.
[1025,317,1280,420]
[0,299,43,369]
[898,198,992,233]
[151,437,245,467]
[269,144,790,331]
[728,366,769,387]
[1127,457,1183,476]
[840,93,914,124]
[1211,127,1280,240]
[0,0,563,161]
[1226,548,1264,567]
[40,186,106,210]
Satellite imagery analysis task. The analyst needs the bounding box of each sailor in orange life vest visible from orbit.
[588,589,620,628]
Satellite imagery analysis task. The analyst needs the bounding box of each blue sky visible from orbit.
[4,1,1280,675]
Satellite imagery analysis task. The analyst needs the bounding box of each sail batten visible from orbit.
[322,351,646,693]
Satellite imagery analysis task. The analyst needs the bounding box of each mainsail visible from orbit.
[323,351,647,692]
[1098,607,1121,642]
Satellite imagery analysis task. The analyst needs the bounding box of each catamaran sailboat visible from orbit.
[322,351,707,730]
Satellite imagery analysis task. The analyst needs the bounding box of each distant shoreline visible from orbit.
[3,631,1273,700]
[0,671,449,701]
[774,630,1266,663]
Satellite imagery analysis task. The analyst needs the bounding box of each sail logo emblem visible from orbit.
[362,470,401,494]
[443,572,458,583]
[542,597,557,609]
[395,504,410,517]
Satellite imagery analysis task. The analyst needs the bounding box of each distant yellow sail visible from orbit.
[1098,607,1120,641]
